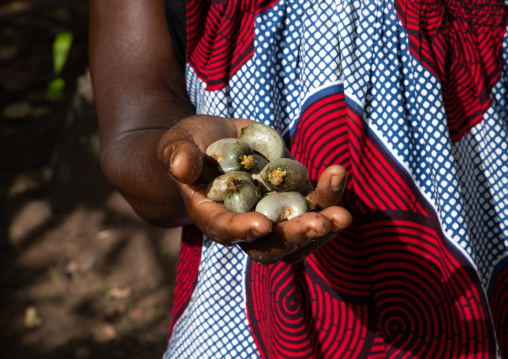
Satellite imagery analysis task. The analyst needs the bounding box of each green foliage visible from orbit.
[52,31,73,75]
[45,77,66,101]
[45,31,73,101]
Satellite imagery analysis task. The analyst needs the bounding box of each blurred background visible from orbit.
[0,1,181,358]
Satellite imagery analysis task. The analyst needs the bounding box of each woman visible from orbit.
[89,0,508,357]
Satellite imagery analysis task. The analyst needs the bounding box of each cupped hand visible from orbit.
[239,165,352,265]
[158,115,273,245]
[158,115,352,264]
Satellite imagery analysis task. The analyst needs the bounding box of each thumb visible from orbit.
[158,125,204,184]
[159,140,203,184]
[308,165,347,210]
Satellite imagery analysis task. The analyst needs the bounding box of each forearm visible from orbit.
[100,128,192,227]
[89,0,195,227]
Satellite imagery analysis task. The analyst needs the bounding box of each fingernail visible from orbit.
[168,149,181,177]
[159,145,175,169]
[330,174,341,189]
[331,173,347,190]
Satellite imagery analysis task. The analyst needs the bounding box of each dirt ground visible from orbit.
[0,1,181,358]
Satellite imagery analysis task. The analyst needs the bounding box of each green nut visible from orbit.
[206,138,255,173]
[255,192,309,223]
[260,158,310,192]
[224,178,261,213]
[206,171,254,202]
[247,154,269,175]
[239,123,285,161]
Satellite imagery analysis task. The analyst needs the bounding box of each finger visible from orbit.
[205,211,273,245]
[281,211,333,242]
[159,131,222,184]
[240,212,334,265]
[158,123,204,183]
[320,206,353,231]
[308,165,347,210]
[167,141,221,183]
[159,116,258,183]
[166,140,204,183]
[281,206,352,264]
[180,183,272,245]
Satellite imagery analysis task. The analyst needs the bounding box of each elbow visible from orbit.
[98,141,129,195]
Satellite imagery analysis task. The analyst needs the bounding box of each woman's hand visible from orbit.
[158,115,352,264]
[241,165,351,265]
[158,115,273,241]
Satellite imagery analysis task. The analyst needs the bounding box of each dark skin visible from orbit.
[89,0,352,265]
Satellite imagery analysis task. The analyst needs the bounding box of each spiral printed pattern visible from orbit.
[246,261,375,359]
[167,0,508,357]
[247,93,497,357]
[363,218,495,357]
[490,264,508,358]
[292,90,351,183]
[247,214,497,358]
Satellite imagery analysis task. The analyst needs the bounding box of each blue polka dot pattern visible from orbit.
[164,237,259,359]
[348,0,508,288]
[171,0,508,356]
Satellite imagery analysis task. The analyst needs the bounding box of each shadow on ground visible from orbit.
[0,2,181,358]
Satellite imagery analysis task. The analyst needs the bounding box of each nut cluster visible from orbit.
[205,123,311,223]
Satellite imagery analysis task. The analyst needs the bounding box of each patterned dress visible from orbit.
[164,0,508,358]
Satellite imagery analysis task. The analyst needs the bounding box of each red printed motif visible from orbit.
[395,0,508,142]
[245,92,497,358]
[187,0,279,91]
[167,225,202,341]
[490,265,508,358]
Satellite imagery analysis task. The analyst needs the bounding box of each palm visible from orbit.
[159,115,351,264]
